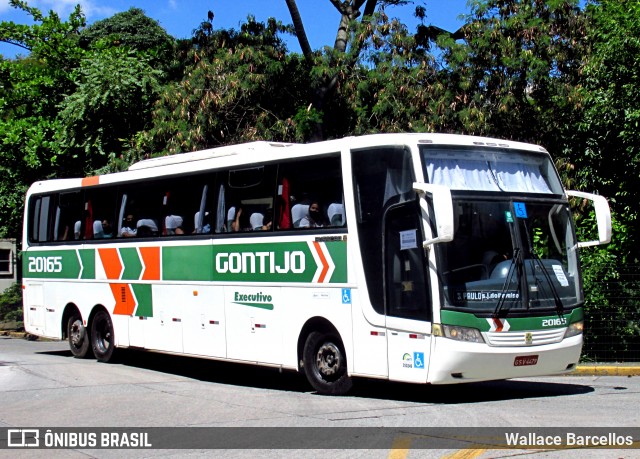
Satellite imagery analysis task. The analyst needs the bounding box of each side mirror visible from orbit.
[413,182,454,247]
[566,190,612,248]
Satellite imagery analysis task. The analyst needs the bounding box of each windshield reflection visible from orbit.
[438,199,581,312]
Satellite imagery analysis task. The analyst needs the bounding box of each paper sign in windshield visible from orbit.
[400,230,417,250]
[552,265,569,287]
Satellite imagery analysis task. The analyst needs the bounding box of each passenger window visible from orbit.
[54,192,83,241]
[161,177,208,236]
[219,166,276,233]
[84,188,118,240]
[30,195,52,243]
[117,182,164,238]
[277,155,344,230]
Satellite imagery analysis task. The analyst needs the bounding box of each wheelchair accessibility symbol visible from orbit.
[341,289,351,304]
[413,352,425,369]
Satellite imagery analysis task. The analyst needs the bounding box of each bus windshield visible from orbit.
[435,198,581,312]
[420,145,582,313]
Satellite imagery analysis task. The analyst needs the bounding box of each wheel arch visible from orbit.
[61,303,81,339]
[297,316,343,370]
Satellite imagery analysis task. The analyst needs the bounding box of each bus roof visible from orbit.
[26,133,550,195]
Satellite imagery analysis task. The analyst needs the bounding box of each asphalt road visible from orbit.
[1,336,639,458]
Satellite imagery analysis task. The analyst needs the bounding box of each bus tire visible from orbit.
[67,311,91,359]
[91,309,115,363]
[303,331,352,395]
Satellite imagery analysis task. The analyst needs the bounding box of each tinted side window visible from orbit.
[278,155,344,230]
[352,146,415,314]
[117,175,208,238]
[217,166,277,233]
[82,187,118,240]
[29,192,85,243]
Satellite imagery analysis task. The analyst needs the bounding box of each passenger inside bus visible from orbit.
[120,214,137,237]
[136,218,158,237]
[327,202,344,227]
[165,214,184,235]
[299,201,325,228]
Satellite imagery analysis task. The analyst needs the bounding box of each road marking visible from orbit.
[441,448,487,459]
[388,435,412,459]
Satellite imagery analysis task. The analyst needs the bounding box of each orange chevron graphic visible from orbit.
[139,247,160,280]
[98,248,122,280]
[110,283,137,315]
[313,241,329,283]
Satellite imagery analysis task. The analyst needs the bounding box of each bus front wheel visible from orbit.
[303,331,352,395]
[67,311,91,359]
[91,309,115,363]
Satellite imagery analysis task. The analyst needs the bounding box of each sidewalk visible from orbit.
[3,330,640,376]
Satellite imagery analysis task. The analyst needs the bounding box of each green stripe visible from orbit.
[79,249,95,279]
[24,240,348,284]
[120,247,143,280]
[441,308,584,331]
[132,283,153,317]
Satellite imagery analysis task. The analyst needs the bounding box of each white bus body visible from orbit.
[22,133,611,394]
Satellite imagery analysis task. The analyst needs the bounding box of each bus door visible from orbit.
[384,203,432,383]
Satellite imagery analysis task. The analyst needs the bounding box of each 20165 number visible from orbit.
[28,256,62,273]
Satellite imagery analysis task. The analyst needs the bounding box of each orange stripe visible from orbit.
[110,283,137,315]
[81,176,100,187]
[98,248,122,280]
[139,247,161,280]
[313,241,329,283]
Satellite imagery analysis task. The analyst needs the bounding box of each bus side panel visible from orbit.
[225,286,282,365]
[23,282,48,338]
[278,287,354,372]
[350,289,389,378]
[181,285,227,358]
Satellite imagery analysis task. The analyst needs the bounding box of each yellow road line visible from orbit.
[441,448,488,459]
[388,435,413,459]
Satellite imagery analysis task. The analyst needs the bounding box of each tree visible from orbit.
[55,46,163,174]
[78,8,176,74]
[570,0,640,361]
[575,0,640,263]
[132,14,308,157]
[437,0,588,149]
[0,0,86,237]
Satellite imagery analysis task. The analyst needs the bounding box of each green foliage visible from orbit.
[575,0,640,264]
[78,7,176,75]
[0,0,85,65]
[439,0,588,149]
[134,16,308,155]
[0,283,22,323]
[0,1,86,236]
[56,47,162,174]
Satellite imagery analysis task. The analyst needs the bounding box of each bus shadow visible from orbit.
[349,377,595,404]
[38,348,596,403]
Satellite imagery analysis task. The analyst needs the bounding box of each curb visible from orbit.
[572,365,640,377]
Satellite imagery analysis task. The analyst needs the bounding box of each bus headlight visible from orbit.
[435,324,485,343]
[564,320,584,338]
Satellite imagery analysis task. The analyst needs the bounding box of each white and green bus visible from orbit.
[22,133,611,395]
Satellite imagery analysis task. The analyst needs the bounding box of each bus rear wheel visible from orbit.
[91,309,115,362]
[303,331,352,395]
[67,311,91,359]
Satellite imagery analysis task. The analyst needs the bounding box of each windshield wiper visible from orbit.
[529,252,564,316]
[521,225,564,316]
[492,248,522,320]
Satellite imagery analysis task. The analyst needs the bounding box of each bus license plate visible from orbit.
[514,355,539,366]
